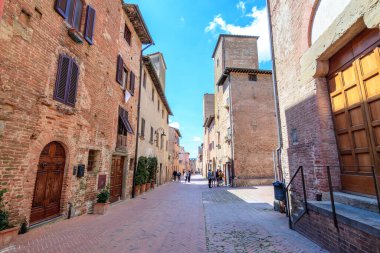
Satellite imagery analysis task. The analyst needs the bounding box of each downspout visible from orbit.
[266,0,283,182]
[132,42,153,198]
[227,73,235,187]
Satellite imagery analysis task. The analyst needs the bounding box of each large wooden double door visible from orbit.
[31,142,65,224]
[109,156,124,203]
[328,29,380,195]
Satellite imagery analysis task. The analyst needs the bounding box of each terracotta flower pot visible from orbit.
[0,226,19,248]
[93,202,110,215]
[145,182,151,191]
[134,185,141,197]
[140,183,146,193]
[151,181,155,189]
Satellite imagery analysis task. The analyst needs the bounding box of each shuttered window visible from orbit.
[143,71,147,89]
[141,118,145,137]
[84,5,96,45]
[67,0,83,31]
[130,71,135,95]
[118,106,133,135]
[116,55,124,86]
[54,54,79,107]
[124,24,131,45]
[55,0,69,18]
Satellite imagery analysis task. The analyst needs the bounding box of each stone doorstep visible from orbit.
[322,191,379,213]
[308,201,380,238]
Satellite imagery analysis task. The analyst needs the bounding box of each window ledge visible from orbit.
[68,28,84,44]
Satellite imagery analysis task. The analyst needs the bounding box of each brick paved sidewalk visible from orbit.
[3,176,326,253]
[5,177,208,253]
[203,186,327,253]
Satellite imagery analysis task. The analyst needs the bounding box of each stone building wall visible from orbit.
[0,0,144,225]
[137,63,170,185]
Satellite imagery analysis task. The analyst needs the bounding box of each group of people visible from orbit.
[172,170,192,183]
[207,169,224,188]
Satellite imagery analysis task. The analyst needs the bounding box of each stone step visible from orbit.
[322,191,379,213]
[308,201,380,238]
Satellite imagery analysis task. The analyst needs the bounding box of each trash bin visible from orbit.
[272,181,286,201]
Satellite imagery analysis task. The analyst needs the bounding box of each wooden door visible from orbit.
[110,156,124,203]
[30,142,65,224]
[328,29,380,195]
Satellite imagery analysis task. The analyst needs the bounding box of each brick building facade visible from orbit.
[168,126,181,177]
[205,35,277,186]
[269,0,380,251]
[0,0,152,227]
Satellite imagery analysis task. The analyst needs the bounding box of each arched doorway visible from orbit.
[30,142,65,224]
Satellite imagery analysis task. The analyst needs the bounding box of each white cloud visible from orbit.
[205,6,271,62]
[192,136,202,142]
[236,1,246,14]
[169,122,180,129]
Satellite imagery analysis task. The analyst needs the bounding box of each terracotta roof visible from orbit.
[216,67,272,86]
[212,34,259,58]
[123,4,153,44]
[142,56,173,115]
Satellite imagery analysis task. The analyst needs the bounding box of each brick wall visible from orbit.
[295,210,380,253]
[231,72,277,186]
[0,0,143,225]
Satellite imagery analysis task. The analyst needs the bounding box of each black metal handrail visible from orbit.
[285,166,308,229]
[285,165,380,231]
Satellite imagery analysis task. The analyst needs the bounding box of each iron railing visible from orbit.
[285,165,380,230]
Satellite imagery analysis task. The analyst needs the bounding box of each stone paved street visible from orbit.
[3,176,326,253]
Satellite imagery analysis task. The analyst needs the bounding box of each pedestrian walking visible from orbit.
[184,171,188,183]
[187,170,191,183]
[207,169,213,188]
[172,170,177,181]
[218,170,224,186]
[215,170,219,187]
[177,172,181,182]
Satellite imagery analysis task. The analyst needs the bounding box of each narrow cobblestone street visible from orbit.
[4,176,326,253]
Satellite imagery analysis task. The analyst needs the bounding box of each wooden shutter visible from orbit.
[119,107,133,134]
[66,61,79,106]
[55,0,69,18]
[84,6,96,45]
[130,71,135,95]
[116,55,123,85]
[54,55,71,102]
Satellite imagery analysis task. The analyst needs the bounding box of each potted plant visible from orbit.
[0,189,19,248]
[136,157,148,194]
[147,157,157,190]
[93,186,110,215]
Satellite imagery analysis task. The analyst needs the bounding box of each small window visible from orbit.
[160,135,164,149]
[129,71,135,95]
[143,71,147,89]
[87,150,98,172]
[162,109,164,119]
[217,58,219,67]
[122,67,128,90]
[152,88,155,101]
[158,101,160,111]
[248,74,257,81]
[54,54,79,107]
[124,24,131,45]
[291,128,298,145]
[141,118,145,137]
[150,127,154,143]
[156,132,159,147]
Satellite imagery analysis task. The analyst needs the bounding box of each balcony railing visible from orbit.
[116,134,128,150]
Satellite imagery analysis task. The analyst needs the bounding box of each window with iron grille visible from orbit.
[87,150,98,172]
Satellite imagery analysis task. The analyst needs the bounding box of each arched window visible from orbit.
[309,0,351,45]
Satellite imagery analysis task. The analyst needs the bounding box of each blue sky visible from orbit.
[128,0,271,157]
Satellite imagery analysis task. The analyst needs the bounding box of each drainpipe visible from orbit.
[227,73,236,187]
[266,0,283,182]
[132,42,154,198]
